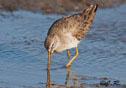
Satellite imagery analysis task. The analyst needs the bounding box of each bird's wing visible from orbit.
[47,4,98,40]
[73,4,98,40]
[47,14,79,35]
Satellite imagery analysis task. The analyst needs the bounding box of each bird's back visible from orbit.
[47,4,98,40]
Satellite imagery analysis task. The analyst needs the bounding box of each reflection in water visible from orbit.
[45,68,124,88]
[65,68,77,86]
[46,69,51,88]
[46,67,78,88]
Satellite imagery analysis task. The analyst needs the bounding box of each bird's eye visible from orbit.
[52,44,55,47]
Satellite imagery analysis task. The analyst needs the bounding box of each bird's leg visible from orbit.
[67,49,71,61]
[65,47,78,67]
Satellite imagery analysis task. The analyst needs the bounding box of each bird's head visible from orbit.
[44,34,59,53]
[44,34,59,69]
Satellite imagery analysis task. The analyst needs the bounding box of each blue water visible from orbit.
[0,4,126,88]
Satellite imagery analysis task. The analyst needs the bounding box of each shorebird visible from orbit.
[44,4,98,69]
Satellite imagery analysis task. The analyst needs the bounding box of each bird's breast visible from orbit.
[54,33,80,52]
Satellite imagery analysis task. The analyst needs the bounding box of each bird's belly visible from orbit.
[55,33,80,52]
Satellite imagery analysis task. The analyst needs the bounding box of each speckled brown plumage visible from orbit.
[44,4,98,69]
[47,4,98,41]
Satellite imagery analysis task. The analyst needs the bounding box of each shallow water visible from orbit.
[0,4,126,88]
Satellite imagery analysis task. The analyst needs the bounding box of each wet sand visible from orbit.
[0,0,126,14]
[0,4,126,88]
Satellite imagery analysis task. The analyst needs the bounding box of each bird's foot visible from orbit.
[46,67,50,70]
[63,64,71,68]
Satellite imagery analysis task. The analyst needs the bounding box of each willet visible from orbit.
[44,4,98,69]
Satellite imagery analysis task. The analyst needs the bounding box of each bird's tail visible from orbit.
[82,4,98,22]
[89,4,98,13]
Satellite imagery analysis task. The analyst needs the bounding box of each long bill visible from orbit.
[47,50,52,69]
